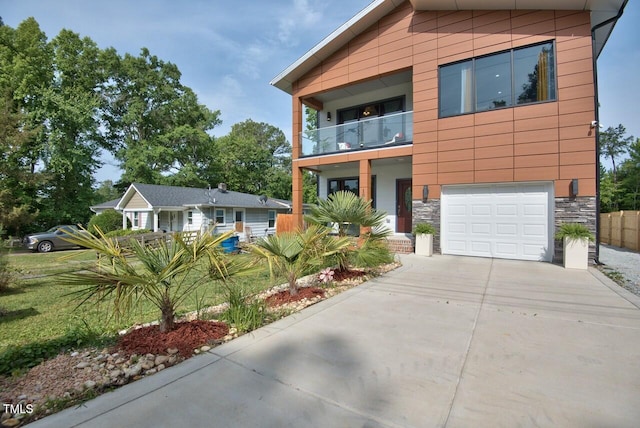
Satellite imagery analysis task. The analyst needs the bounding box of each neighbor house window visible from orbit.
[133,212,139,228]
[268,210,276,228]
[439,41,556,117]
[215,209,225,224]
[187,211,193,225]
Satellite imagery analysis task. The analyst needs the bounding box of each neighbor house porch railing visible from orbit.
[300,111,413,157]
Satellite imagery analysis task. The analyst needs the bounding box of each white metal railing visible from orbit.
[300,111,413,156]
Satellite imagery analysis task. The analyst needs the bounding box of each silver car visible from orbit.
[23,225,87,253]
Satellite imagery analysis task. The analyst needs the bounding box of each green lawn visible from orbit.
[0,249,278,351]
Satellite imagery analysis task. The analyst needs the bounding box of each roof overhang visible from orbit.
[271,0,626,94]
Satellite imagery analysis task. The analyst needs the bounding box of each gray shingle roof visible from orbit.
[90,198,121,210]
[130,183,291,210]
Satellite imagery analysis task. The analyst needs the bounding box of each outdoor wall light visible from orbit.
[571,179,579,197]
[327,111,331,122]
[422,185,429,202]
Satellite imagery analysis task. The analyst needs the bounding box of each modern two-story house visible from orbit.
[271,0,625,262]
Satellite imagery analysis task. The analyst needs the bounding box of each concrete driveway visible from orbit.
[31,255,640,427]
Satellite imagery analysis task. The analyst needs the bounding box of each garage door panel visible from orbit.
[523,224,545,237]
[448,240,467,251]
[442,182,553,261]
[496,204,517,216]
[471,223,491,234]
[471,241,491,254]
[495,242,518,257]
[496,223,517,236]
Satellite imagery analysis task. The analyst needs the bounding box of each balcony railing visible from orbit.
[300,111,413,157]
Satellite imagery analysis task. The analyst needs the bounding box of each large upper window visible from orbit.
[439,42,556,118]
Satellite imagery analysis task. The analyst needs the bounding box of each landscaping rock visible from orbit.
[75,362,90,369]
[84,380,96,389]
[1,418,20,427]
[167,348,179,355]
[154,355,169,366]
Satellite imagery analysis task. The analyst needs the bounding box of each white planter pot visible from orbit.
[563,236,589,269]
[415,233,433,257]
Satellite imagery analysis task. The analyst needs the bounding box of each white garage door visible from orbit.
[441,182,553,261]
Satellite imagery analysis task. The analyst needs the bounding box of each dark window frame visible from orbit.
[214,208,225,224]
[438,41,557,118]
[268,210,276,228]
[327,175,377,208]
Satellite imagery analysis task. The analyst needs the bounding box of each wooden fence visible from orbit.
[600,211,640,252]
[276,214,295,234]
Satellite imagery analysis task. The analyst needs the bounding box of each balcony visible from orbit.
[300,111,413,157]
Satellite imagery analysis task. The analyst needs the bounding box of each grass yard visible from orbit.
[0,249,278,352]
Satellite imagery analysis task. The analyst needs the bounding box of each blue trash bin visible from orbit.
[221,236,239,253]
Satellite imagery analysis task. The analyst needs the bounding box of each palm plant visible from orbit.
[63,227,244,333]
[248,225,351,296]
[305,190,388,237]
[305,191,392,270]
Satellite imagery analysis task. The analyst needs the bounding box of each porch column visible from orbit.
[153,210,159,232]
[359,159,371,236]
[291,95,304,229]
[359,159,371,202]
[292,164,304,229]
[122,211,127,230]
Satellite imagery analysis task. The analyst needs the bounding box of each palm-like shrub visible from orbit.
[248,225,351,296]
[305,191,392,269]
[305,191,388,237]
[63,227,245,332]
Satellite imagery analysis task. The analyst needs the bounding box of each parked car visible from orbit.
[23,225,88,253]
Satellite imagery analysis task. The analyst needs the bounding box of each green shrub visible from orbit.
[219,284,266,333]
[554,223,595,241]
[88,209,129,234]
[413,223,436,235]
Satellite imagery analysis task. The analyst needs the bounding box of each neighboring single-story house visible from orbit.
[90,198,121,215]
[271,0,625,261]
[91,183,292,241]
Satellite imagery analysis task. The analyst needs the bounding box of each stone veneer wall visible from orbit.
[554,196,597,264]
[412,200,441,253]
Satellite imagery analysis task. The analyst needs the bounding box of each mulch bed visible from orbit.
[265,287,325,307]
[333,269,368,281]
[116,320,229,358]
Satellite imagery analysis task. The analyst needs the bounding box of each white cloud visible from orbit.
[277,0,324,46]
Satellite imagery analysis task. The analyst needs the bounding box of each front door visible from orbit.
[234,209,245,233]
[396,179,412,233]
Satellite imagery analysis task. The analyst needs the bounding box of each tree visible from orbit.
[94,180,121,203]
[0,18,52,232]
[617,138,640,210]
[36,29,107,226]
[600,124,634,184]
[101,48,221,186]
[215,119,291,196]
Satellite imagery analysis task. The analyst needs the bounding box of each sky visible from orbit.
[1,0,638,182]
